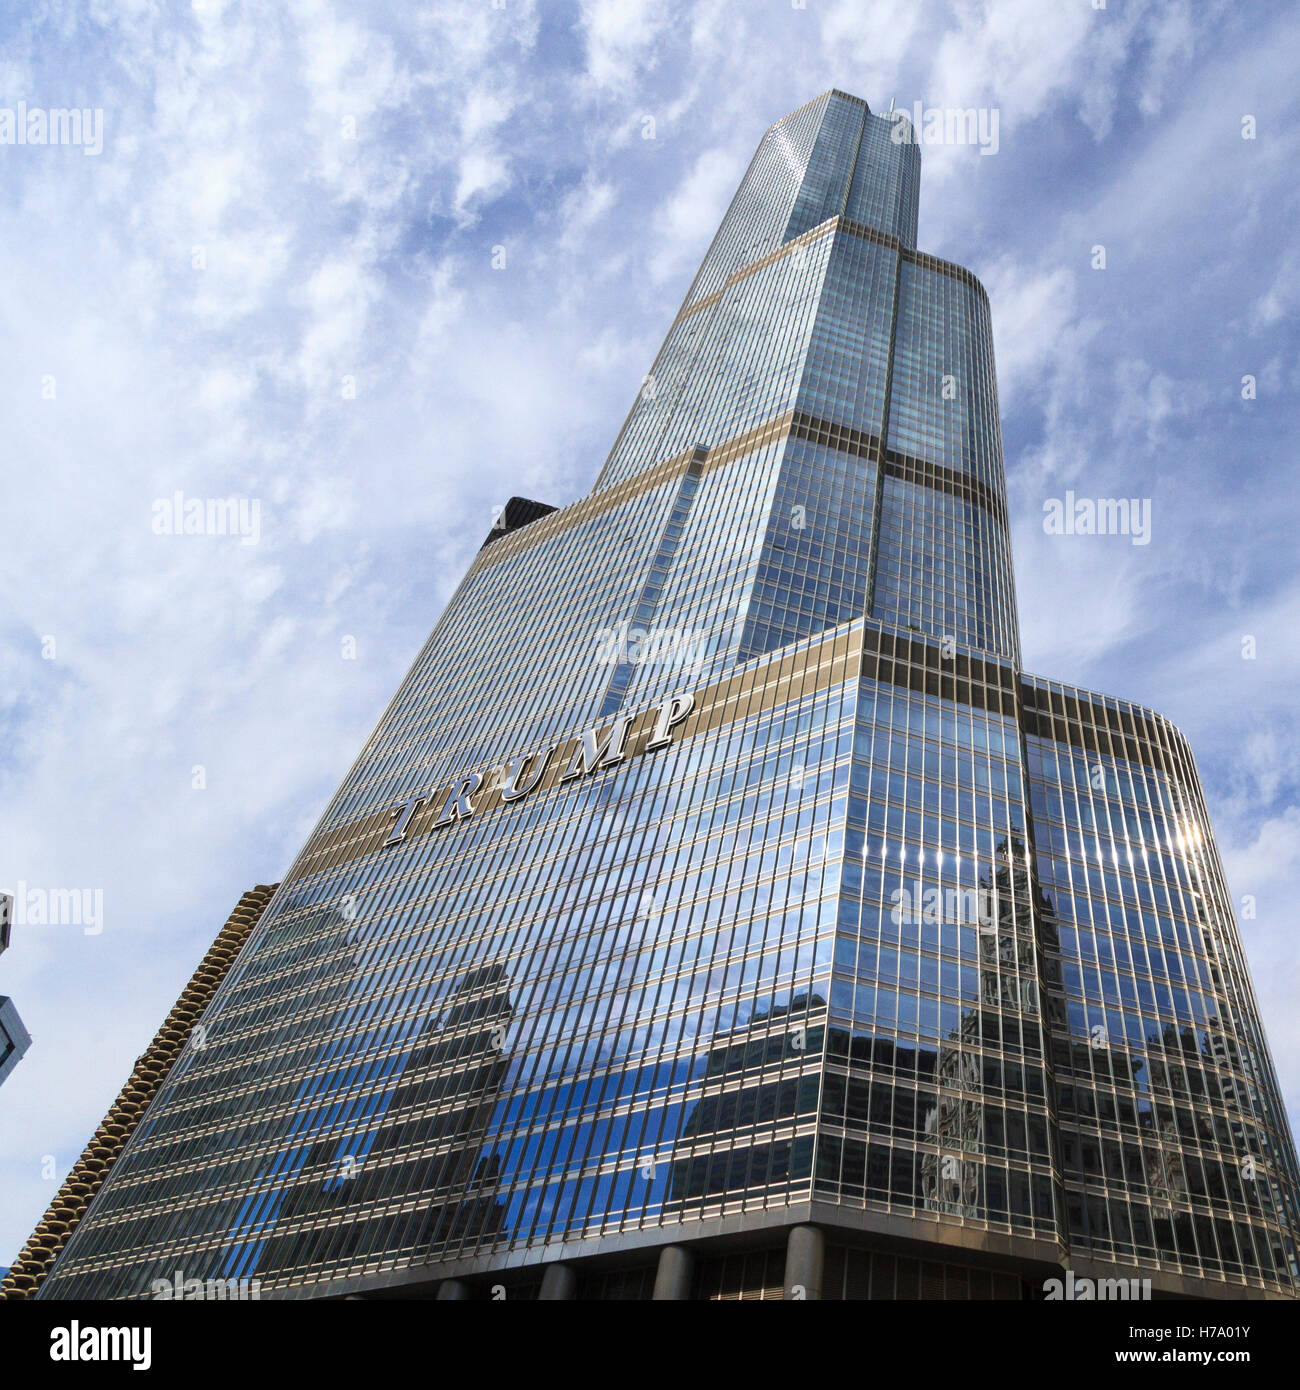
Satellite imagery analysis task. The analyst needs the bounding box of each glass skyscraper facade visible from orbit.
[37,90,1299,1301]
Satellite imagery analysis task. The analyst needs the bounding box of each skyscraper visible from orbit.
[37,90,1300,1301]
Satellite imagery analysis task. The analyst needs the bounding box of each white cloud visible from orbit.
[1252,248,1300,329]
[649,145,744,284]
[984,260,1088,421]
[817,0,920,93]
[1221,810,1300,1119]
[579,0,671,91]
[559,175,617,245]
[1135,0,1198,118]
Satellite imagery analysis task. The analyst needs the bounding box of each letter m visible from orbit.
[101,1328,130,1358]
[1095,497,1124,534]
[50,888,78,925]
[49,109,81,144]
[208,498,240,535]
[562,715,634,780]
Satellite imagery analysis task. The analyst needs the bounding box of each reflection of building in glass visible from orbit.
[1027,678,1300,1291]
[667,993,823,1211]
[920,1010,986,1220]
[36,90,1300,1301]
[256,963,513,1278]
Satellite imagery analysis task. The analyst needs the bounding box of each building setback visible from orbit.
[34,91,1300,1301]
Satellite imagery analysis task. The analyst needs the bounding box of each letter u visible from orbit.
[501,745,556,802]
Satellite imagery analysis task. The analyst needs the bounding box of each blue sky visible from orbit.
[2,0,1299,1264]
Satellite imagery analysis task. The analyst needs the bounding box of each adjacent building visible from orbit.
[0,893,32,1089]
[1,885,277,1299]
[34,91,1300,1301]
[0,996,32,1090]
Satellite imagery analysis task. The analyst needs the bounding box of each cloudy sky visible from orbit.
[2,0,1298,1264]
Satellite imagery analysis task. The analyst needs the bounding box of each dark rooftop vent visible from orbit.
[481,496,557,549]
